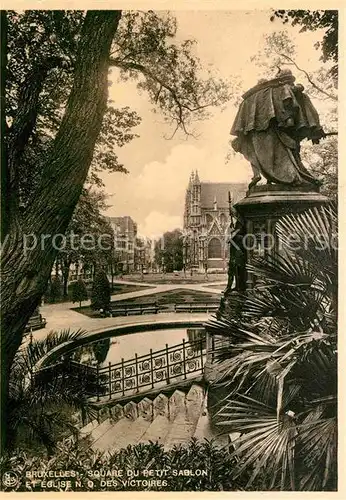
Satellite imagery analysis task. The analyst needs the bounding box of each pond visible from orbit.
[101,327,206,366]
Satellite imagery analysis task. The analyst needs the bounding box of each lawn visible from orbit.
[117,272,227,284]
[116,288,220,304]
[110,283,155,294]
[47,283,155,305]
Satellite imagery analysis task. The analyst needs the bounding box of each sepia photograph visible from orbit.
[0,4,340,494]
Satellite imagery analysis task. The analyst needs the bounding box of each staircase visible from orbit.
[77,383,230,454]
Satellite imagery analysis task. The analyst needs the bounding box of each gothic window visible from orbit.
[208,238,222,258]
[206,214,213,226]
[220,213,227,226]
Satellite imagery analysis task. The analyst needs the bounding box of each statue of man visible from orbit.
[230,69,326,189]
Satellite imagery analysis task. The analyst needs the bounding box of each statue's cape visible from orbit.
[231,80,323,140]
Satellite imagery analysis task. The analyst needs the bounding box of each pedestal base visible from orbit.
[228,184,330,290]
[236,183,329,216]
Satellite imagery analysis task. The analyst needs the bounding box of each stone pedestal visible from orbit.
[233,184,330,289]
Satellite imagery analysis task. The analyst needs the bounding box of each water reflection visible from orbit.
[101,328,205,366]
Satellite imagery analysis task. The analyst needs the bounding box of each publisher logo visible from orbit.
[2,471,19,488]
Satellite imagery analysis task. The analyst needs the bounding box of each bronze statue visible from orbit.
[230,69,325,189]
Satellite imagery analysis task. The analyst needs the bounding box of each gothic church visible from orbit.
[183,171,247,273]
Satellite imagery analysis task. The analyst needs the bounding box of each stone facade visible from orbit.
[183,171,247,273]
[108,216,138,273]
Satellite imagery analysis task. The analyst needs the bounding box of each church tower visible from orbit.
[183,171,247,274]
[190,169,201,227]
[183,173,193,228]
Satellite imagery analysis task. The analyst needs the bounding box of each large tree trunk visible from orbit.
[0,10,122,451]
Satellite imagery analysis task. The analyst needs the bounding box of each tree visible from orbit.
[48,276,62,303]
[250,30,337,102]
[1,9,232,450]
[301,134,337,200]
[155,229,183,273]
[7,329,105,456]
[70,279,88,308]
[57,187,115,296]
[1,11,122,451]
[272,10,338,71]
[91,270,111,312]
[206,205,337,490]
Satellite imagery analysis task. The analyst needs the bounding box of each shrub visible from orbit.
[0,438,244,492]
[91,270,111,312]
[70,279,88,308]
[48,276,62,303]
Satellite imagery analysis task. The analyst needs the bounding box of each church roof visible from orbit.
[200,182,247,208]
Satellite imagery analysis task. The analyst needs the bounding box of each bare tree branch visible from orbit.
[109,57,221,132]
[278,52,337,102]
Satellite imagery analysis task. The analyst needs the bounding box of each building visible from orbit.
[108,216,138,273]
[183,171,247,273]
[134,237,154,273]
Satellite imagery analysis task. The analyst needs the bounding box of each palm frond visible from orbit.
[216,395,298,489]
[26,328,88,367]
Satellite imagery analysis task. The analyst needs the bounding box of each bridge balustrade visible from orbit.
[96,338,206,401]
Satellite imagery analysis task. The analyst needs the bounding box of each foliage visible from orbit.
[301,135,337,200]
[6,329,105,455]
[109,11,236,137]
[5,9,233,208]
[70,279,88,307]
[250,29,337,102]
[47,276,62,303]
[0,438,245,491]
[154,229,183,272]
[206,205,337,491]
[57,188,116,296]
[1,11,232,415]
[272,10,338,67]
[91,270,111,311]
[5,10,141,203]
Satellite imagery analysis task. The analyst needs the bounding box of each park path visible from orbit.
[33,279,226,340]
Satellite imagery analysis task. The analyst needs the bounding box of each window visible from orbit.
[208,238,222,258]
[206,214,213,226]
[220,213,227,226]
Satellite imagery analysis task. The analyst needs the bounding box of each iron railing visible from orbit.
[96,337,206,401]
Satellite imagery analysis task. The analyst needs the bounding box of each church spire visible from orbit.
[194,170,200,184]
[213,196,217,211]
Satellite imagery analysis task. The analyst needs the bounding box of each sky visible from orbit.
[102,10,330,239]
